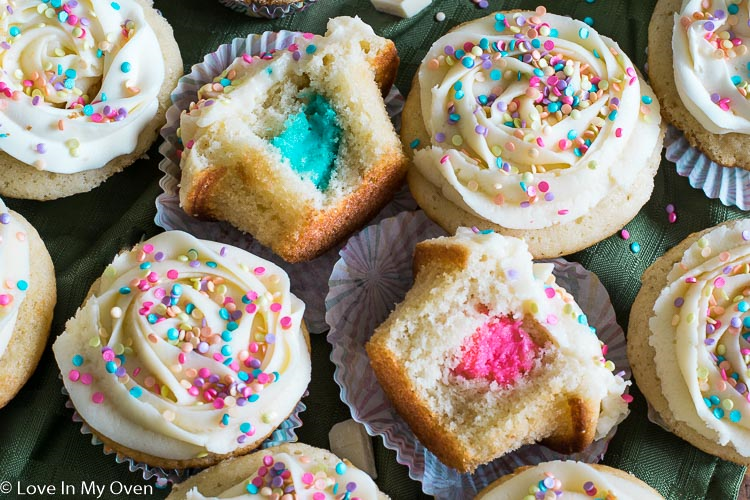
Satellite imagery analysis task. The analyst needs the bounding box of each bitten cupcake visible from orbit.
[52,231,311,469]
[650,0,750,170]
[366,229,630,472]
[402,7,665,258]
[475,461,663,499]
[628,219,750,465]
[166,443,389,499]
[0,198,56,408]
[178,17,407,263]
[217,0,318,19]
[0,0,182,200]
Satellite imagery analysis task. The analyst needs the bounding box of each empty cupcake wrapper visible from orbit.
[325,210,632,500]
[156,29,413,335]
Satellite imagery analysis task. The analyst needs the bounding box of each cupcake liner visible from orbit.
[156,31,411,334]
[217,0,317,19]
[61,383,307,487]
[664,126,750,211]
[326,210,631,499]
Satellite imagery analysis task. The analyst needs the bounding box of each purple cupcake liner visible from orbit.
[665,126,750,211]
[155,30,411,334]
[217,0,317,19]
[326,210,631,499]
[61,383,307,487]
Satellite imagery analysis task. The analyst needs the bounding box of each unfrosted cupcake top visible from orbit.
[673,0,750,134]
[0,0,165,173]
[0,198,29,360]
[410,7,661,230]
[53,231,311,462]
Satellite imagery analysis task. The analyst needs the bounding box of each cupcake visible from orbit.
[0,0,182,199]
[366,229,630,472]
[166,443,389,499]
[628,219,750,465]
[650,0,750,170]
[0,198,56,408]
[52,231,311,469]
[401,7,665,258]
[178,17,406,263]
[475,460,663,499]
[218,0,318,19]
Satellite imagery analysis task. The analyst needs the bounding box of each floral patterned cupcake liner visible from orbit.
[665,126,750,211]
[217,0,318,19]
[61,383,307,487]
[155,30,411,334]
[326,210,631,499]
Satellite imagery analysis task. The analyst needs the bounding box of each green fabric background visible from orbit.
[0,0,746,498]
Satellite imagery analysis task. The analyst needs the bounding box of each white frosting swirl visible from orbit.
[185,451,381,499]
[52,231,311,461]
[673,0,750,134]
[479,461,663,499]
[0,0,165,173]
[0,198,29,360]
[411,9,661,230]
[650,220,750,455]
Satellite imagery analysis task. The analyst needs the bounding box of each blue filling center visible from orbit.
[270,93,341,190]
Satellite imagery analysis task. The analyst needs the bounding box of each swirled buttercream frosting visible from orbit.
[673,0,750,134]
[52,231,311,462]
[650,220,750,455]
[478,461,663,499]
[0,198,29,360]
[410,8,661,230]
[0,0,165,173]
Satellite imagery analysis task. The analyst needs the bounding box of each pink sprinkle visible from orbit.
[257,372,270,384]
[246,304,257,314]
[620,229,630,240]
[81,373,93,385]
[253,266,265,275]
[92,392,105,404]
[90,113,103,123]
[714,277,726,288]
[147,272,158,283]
[198,367,210,378]
[0,295,10,306]
[68,370,80,382]
[615,128,623,138]
[280,316,292,329]
[544,288,555,298]
[270,302,281,313]
[558,139,570,150]
[302,32,314,39]
[546,314,558,325]
[685,277,697,283]
[102,349,115,362]
[721,368,728,381]
[213,398,225,409]
[557,209,569,215]
[537,181,549,193]
[242,54,253,64]
[185,139,195,149]
[536,137,545,147]
[622,394,634,403]
[154,288,166,299]
[302,472,314,485]
[178,353,186,364]
[143,244,154,254]
[263,455,275,466]
[213,353,223,362]
[668,212,677,224]
[167,269,178,279]
[440,154,450,164]
[543,40,555,50]
[188,386,199,396]
[719,98,731,111]
[288,43,299,51]
[246,291,258,301]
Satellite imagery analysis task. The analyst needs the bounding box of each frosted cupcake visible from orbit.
[402,7,665,258]
[53,231,311,469]
[217,0,318,19]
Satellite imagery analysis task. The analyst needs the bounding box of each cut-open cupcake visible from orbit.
[178,17,407,263]
[366,229,629,472]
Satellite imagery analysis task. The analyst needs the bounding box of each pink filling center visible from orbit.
[452,315,541,387]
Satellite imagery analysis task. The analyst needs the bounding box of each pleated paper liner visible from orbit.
[325,210,632,499]
[665,126,750,211]
[217,0,318,19]
[61,383,307,488]
[156,29,413,335]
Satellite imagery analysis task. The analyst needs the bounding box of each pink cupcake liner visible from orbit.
[217,0,318,19]
[155,30,412,334]
[326,210,631,499]
[665,126,750,211]
[61,384,307,487]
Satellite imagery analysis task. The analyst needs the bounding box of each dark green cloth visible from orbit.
[0,0,746,499]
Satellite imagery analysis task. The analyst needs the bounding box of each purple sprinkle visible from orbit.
[197,342,209,354]
[189,260,200,268]
[545,193,555,201]
[6,5,11,14]
[161,296,170,306]
[80,17,90,26]
[475,125,487,135]
[444,45,455,56]
[204,100,214,107]
[516,15,526,25]
[273,462,285,471]
[236,398,247,406]
[292,51,301,61]
[520,201,530,208]
[435,132,446,142]
[724,266,733,274]
[674,297,684,307]
[346,482,357,493]
[478,0,488,7]
[743,230,750,241]
[31,96,40,106]
[208,374,220,384]
[737,383,747,394]
[714,9,725,20]
[732,317,742,328]
[115,366,127,377]
[705,338,716,345]
[103,105,112,115]
[265,334,276,344]
[35,143,46,154]
[1,42,10,50]
[284,485,295,493]
[711,93,721,103]
[250,359,262,369]
[271,476,284,488]
[194,378,205,387]
[154,251,165,262]
[231,310,242,320]
[496,101,507,112]
[704,21,715,31]
[482,59,492,69]
[707,324,715,335]
[220,246,227,256]
[507,269,518,280]
[68,0,78,6]
[237,435,247,444]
